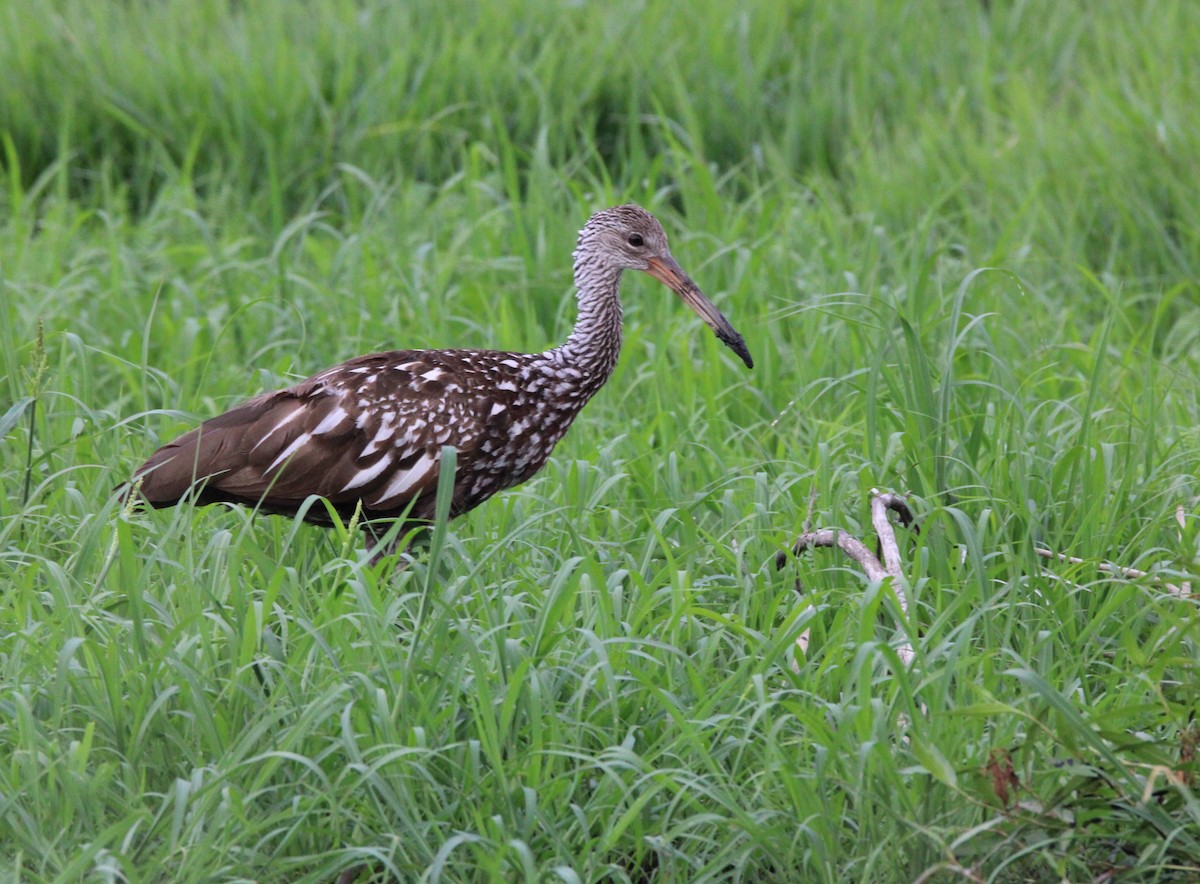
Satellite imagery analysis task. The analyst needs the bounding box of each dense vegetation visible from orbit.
[2,1,1198,880]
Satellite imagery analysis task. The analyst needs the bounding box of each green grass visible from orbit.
[3,1,1200,880]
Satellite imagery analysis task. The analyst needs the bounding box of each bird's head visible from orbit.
[576,205,754,369]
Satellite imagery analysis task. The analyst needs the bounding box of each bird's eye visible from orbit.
[627,233,644,247]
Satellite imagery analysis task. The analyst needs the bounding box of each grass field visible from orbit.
[3,1,1200,881]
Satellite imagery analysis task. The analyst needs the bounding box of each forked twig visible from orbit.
[786,529,890,581]
[780,490,918,665]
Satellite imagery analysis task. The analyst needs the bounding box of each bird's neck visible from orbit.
[550,259,624,395]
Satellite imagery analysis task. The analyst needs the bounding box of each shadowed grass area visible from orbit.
[3,1,1200,881]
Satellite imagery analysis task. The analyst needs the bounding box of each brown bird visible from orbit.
[129,205,753,558]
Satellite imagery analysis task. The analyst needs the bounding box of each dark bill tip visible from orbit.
[644,256,754,370]
[717,328,754,369]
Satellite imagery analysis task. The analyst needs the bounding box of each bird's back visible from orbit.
[133,348,592,525]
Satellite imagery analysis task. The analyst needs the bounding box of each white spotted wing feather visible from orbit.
[134,349,576,524]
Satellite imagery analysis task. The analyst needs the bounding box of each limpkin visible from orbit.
[129,205,753,558]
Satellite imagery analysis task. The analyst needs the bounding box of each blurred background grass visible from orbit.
[2,1,1199,881]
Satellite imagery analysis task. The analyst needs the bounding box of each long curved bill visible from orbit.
[645,255,754,369]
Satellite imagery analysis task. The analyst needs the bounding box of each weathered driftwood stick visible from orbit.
[1033,547,1189,597]
[785,529,890,581]
[779,493,916,582]
[781,491,919,665]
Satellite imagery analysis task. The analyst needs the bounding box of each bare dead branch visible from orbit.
[1033,547,1189,597]
[781,490,920,666]
[786,529,890,581]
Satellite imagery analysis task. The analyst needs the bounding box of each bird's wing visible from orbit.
[135,351,498,518]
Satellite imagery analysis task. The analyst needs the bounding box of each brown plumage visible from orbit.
[128,205,753,557]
